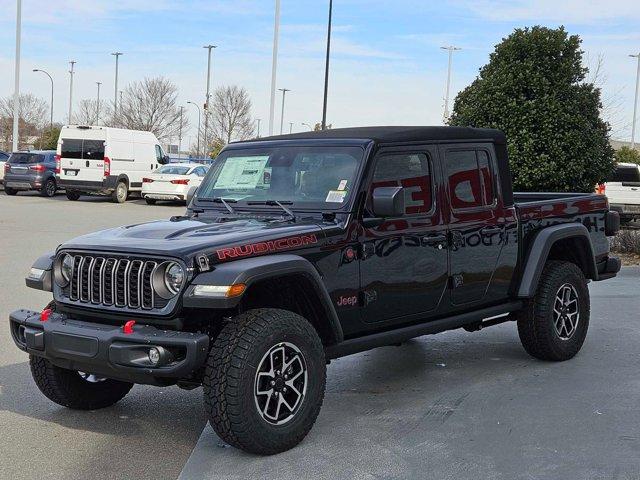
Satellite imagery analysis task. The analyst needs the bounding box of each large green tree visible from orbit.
[449,26,614,192]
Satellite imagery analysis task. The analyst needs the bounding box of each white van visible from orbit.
[598,162,640,224]
[56,125,169,203]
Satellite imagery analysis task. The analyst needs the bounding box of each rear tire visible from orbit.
[66,191,80,201]
[41,177,56,197]
[112,180,128,203]
[203,308,326,455]
[4,187,17,196]
[517,261,590,361]
[29,355,133,410]
[145,198,157,205]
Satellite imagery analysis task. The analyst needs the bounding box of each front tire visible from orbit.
[203,308,326,455]
[145,197,157,205]
[66,191,80,201]
[29,356,133,410]
[517,260,590,361]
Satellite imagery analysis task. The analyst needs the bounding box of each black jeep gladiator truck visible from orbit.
[10,127,621,455]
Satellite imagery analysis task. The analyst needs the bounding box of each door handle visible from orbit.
[481,226,502,235]
[422,234,448,247]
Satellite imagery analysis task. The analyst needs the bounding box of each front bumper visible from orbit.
[9,309,209,385]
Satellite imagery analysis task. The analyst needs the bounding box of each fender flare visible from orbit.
[517,223,597,298]
[183,254,344,344]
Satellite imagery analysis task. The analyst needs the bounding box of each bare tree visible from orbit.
[204,85,255,150]
[111,77,188,141]
[0,93,48,150]
[73,99,112,126]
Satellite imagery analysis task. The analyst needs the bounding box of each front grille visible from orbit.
[65,253,167,311]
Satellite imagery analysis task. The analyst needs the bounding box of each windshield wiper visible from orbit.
[248,200,297,222]
[198,197,237,214]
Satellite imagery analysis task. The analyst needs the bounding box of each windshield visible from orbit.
[197,145,363,209]
[157,165,191,175]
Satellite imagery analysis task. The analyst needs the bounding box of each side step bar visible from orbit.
[325,301,523,360]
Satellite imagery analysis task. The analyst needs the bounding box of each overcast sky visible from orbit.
[0,0,638,147]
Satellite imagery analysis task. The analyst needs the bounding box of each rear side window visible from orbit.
[610,165,640,183]
[61,139,104,160]
[8,153,44,164]
[370,152,433,215]
[445,149,495,210]
[157,165,190,175]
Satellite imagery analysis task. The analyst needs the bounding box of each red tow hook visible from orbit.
[123,320,136,335]
[40,308,52,322]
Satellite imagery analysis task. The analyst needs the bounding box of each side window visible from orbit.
[155,145,163,162]
[370,152,433,215]
[445,149,495,211]
[195,167,206,177]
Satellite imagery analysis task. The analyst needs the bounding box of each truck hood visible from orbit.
[59,215,326,261]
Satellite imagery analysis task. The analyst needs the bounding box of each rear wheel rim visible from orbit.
[254,342,308,425]
[553,283,580,340]
[117,183,126,201]
[46,180,55,196]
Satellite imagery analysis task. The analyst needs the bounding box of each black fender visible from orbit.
[183,254,344,344]
[25,251,55,291]
[517,223,597,298]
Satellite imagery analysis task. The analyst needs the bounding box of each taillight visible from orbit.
[29,164,46,172]
[170,179,190,185]
[596,183,606,195]
[142,177,154,183]
[54,155,61,174]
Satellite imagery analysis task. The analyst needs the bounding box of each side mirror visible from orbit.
[186,186,198,206]
[371,186,405,217]
[159,155,170,165]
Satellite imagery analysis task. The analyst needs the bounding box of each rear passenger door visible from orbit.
[359,146,449,324]
[441,143,505,306]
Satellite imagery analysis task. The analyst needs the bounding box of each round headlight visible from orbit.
[164,263,185,295]
[54,253,74,287]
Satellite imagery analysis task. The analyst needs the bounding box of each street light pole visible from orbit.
[256,118,261,138]
[289,122,293,134]
[187,101,201,157]
[321,0,333,130]
[269,0,281,136]
[440,45,461,123]
[96,82,102,125]
[111,52,123,118]
[68,60,76,124]
[178,106,184,160]
[203,44,217,155]
[630,53,640,149]
[33,69,54,128]
[278,88,290,135]
[12,0,22,151]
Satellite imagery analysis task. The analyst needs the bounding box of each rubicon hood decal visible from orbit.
[216,234,318,261]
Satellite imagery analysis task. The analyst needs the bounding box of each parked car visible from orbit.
[3,150,58,197]
[56,125,169,203]
[598,162,640,224]
[0,150,10,186]
[141,163,209,205]
[9,126,621,456]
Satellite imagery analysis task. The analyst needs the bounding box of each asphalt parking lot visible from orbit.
[1,191,639,480]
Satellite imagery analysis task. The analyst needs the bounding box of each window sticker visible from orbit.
[337,179,348,191]
[214,156,269,189]
[325,190,347,203]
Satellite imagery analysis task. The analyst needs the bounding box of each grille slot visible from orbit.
[65,254,166,311]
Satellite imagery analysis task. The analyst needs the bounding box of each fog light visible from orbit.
[148,347,161,365]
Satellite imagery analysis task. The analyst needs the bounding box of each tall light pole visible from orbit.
[187,101,201,157]
[289,122,293,134]
[278,88,290,135]
[203,44,217,154]
[269,0,281,136]
[440,46,461,123]
[12,0,22,151]
[178,106,184,160]
[33,69,54,128]
[96,82,102,125]
[321,0,333,130]
[256,118,261,138]
[68,60,76,124]
[630,53,640,149]
[111,52,123,117]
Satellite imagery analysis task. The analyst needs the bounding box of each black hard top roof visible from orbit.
[250,126,506,145]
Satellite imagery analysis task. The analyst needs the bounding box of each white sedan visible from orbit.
[142,163,210,204]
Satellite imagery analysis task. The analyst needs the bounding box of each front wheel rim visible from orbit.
[254,342,308,425]
[553,283,580,340]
